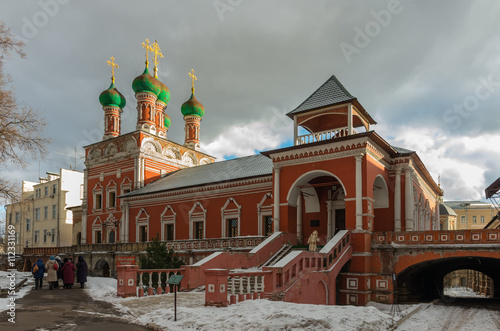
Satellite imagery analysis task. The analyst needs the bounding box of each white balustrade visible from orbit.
[295,127,357,145]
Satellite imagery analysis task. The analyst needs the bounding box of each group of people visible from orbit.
[32,256,88,290]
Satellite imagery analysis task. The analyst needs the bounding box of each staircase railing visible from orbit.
[263,230,351,297]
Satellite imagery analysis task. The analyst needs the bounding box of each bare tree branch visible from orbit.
[0,21,49,202]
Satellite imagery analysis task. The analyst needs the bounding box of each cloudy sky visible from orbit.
[1,0,500,212]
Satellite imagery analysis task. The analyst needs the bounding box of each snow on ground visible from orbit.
[0,271,33,313]
[444,286,486,298]
[86,277,500,331]
[85,277,395,330]
[396,304,500,331]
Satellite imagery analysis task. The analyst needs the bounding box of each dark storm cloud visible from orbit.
[0,0,499,201]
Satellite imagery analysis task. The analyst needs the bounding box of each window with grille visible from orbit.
[227,218,238,237]
[166,224,174,241]
[95,231,102,244]
[95,194,102,210]
[264,216,273,236]
[108,191,116,208]
[194,221,204,239]
[139,226,148,242]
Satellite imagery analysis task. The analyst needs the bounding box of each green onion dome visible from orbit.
[99,82,126,109]
[164,113,171,128]
[132,66,161,96]
[181,92,205,118]
[157,80,171,105]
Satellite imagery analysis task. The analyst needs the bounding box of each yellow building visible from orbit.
[443,201,496,230]
[439,203,457,230]
[4,169,83,254]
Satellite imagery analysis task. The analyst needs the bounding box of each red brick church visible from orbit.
[82,41,441,305]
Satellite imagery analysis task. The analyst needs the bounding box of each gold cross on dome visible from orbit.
[106,57,119,83]
[141,38,152,67]
[188,69,197,93]
[151,40,164,78]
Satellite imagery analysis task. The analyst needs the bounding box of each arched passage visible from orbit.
[94,259,110,277]
[397,256,500,302]
[286,170,347,245]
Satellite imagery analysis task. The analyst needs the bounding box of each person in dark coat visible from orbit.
[76,256,88,288]
[55,256,63,289]
[61,258,76,289]
[32,258,46,289]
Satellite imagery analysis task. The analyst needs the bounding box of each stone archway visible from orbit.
[94,259,110,277]
[286,170,347,245]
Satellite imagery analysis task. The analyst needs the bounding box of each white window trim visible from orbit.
[105,213,118,243]
[121,177,132,195]
[106,180,117,210]
[136,208,150,242]
[92,217,103,244]
[93,183,104,211]
[257,193,273,235]
[221,198,241,238]
[189,202,206,240]
[161,205,176,241]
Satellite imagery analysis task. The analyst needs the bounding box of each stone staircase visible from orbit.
[259,243,293,268]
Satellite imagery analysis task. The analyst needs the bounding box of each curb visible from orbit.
[391,303,431,330]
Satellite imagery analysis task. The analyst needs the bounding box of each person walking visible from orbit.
[76,256,88,289]
[32,258,46,290]
[61,257,76,289]
[45,255,59,290]
[55,256,63,289]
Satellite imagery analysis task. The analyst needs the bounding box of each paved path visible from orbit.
[0,284,149,331]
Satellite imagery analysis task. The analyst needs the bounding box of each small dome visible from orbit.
[181,92,205,118]
[99,82,126,109]
[164,113,171,128]
[157,80,171,105]
[132,66,161,96]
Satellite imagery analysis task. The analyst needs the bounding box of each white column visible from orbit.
[297,192,303,244]
[347,103,353,135]
[123,202,130,242]
[134,157,140,189]
[140,157,145,188]
[293,116,298,145]
[355,154,364,230]
[326,200,333,241]
[405,167,414,231]
[394,168,402,231]
[273,167,281,232]
[81,169,88,243]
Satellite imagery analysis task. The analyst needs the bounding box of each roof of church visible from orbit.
[123,154,273,197]
[286,75,376,124]
[443,201,492,209]
[439,203,457,216]
[392,146,414,154]
[287,75,355,115]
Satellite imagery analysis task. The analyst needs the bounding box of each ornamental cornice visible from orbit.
[269,135,382,168]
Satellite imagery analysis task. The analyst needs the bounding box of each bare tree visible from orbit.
[0,21,49,202]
